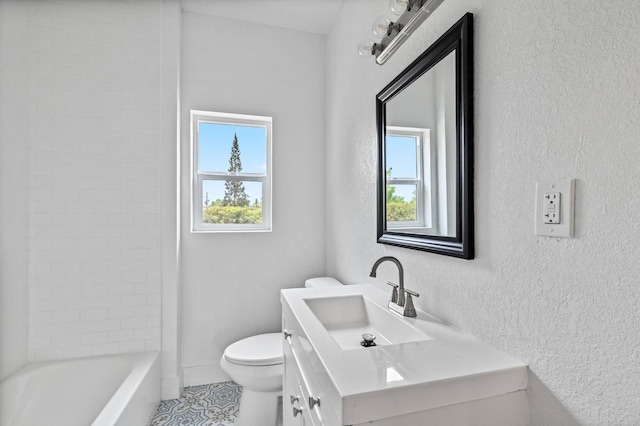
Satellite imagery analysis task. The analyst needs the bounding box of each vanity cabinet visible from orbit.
[281,284,529,426]
[283,307,341,426]
[283,345,312,426]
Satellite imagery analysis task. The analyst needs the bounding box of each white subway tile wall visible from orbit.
[26,0,163,361]
[0,0,30,379]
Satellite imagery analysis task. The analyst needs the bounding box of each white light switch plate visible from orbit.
[535,179,575,238]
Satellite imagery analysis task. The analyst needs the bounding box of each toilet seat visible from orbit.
[223,332,283,366]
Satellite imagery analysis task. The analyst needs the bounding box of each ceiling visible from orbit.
[180,0,345,35]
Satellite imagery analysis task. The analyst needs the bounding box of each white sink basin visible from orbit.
[304,294,431,350]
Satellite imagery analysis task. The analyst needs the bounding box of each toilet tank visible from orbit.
[304,277,343,288]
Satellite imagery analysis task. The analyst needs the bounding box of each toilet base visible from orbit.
[237,388,281,426]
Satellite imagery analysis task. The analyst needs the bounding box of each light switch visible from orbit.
[535,179,575,238]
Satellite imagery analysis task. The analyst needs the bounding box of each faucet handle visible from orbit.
[403,289,418,317]
[386,282,398,303]
[404,288,419,298]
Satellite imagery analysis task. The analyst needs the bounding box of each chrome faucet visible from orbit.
[369,256,419,317]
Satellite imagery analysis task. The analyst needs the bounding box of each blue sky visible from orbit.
[198,122,266,173]
[386,135,417,201]
[199,122,266,203]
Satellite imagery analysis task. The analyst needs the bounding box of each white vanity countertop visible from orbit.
[281,284,528,424]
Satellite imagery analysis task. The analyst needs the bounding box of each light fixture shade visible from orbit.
[372,16,392,38]
[358,40,378,56]
[361,0,444,65]
[389,0,409,15]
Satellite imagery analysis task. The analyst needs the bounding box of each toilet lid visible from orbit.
[224,333,283,366]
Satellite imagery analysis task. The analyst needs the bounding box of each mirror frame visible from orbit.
[376,13,474,259]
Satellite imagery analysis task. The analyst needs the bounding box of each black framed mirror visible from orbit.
[376,13,473,259]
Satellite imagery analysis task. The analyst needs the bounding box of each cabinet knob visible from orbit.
[309,395,321,409]
[292,406,303,417]
[289,394,299,405]
[283,329,292,340]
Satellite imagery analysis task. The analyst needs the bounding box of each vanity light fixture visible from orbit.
[358,0,446,65]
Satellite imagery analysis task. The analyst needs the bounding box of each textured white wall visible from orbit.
[23,0,163,361]
[179,12,327,385]
[0,0,29,380]
[326,0,640,424]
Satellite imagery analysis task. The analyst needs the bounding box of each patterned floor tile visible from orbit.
[151,382,241,426]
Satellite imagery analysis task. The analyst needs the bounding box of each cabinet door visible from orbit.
[284,337,313,426]
[284,360,301,425]
[283,309,341,425]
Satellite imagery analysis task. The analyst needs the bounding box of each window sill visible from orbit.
[191,227,272,234]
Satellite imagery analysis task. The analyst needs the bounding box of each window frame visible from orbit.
[385,126,437,233]
[190,110,272,233]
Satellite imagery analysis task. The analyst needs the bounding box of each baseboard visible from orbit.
[183,362,230,387]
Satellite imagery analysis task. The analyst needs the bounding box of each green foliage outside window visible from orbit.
[203,204,262,224]
[386,168,416,222]
[387,199,416,222]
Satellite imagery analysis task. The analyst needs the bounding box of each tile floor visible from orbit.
[151,382,241,426]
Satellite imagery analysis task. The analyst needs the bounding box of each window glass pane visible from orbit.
[386,183,417,223]
[386,135,417,178]
[202,180,263,224]
[198,122,267,174]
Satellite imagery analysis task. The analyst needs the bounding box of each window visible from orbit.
[385,126,435,232]
[191,111,272,232]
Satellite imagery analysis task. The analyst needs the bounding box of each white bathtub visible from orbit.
[0,352,160,426]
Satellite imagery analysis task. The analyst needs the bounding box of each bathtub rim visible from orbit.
[0,351,160,426]
[92,351,160,426]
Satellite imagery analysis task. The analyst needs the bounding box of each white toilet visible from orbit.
[220,277,342,426]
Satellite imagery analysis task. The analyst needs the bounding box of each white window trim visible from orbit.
[386,126,437,233]
[190,110,272,233]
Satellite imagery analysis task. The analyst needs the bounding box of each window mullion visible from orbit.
[199,173,265,182]
[388,178,419,185]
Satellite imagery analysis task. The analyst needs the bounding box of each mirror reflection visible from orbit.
[385,50,456,237]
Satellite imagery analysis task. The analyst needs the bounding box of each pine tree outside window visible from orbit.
[191,111,272,232]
